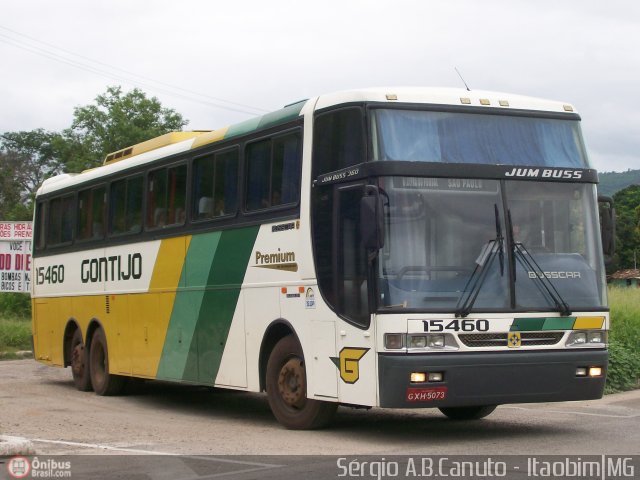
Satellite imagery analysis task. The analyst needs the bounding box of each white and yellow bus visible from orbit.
[32,88,612,429]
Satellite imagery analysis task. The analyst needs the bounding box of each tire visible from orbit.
[89,328,125,396]
[266,335,337,429]
[439,405,497,420]
[70,329,92,391]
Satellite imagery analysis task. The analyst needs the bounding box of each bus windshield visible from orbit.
[371,109,590,168]
[377,177,606,312]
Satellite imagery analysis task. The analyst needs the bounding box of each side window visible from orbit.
[34,202,46,251]
[246,132,301,211]
[110,176,143,236]
[77,186,106,241]
[147,164,187,229]
[312,107,365,179]
[192,149,238,220]
[47,195,74,246]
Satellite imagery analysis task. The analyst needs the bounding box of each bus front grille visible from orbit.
[458,332,565,348]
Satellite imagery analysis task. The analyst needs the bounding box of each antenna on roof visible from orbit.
[455,67,471,92]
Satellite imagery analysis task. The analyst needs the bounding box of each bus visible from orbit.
[31,88,614,429]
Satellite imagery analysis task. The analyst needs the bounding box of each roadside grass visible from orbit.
[606,287,640,393]
[0,315,32,359]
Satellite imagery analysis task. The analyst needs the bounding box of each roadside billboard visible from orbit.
[0,221,32,293]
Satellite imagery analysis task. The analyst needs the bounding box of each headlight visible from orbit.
[428,334,445,348]
[409,335,427,348]
[566,330,606,347]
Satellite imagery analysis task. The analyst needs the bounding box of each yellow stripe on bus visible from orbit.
[573,316,605,329]
[150,236,192,291]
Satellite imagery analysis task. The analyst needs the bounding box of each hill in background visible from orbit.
[597,169,640,196]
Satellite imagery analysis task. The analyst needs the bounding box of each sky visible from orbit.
[0,0,638,172]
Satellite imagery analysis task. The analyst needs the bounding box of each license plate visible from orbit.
[406,387,448,402]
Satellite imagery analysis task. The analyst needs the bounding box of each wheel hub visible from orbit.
[71,344,85,376]
[277,358,306,409]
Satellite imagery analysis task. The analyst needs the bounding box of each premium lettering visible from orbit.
[255,249,296,265]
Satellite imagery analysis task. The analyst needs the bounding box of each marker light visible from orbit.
[428,372,443,382]
[411,372,427,383]
[575,367,587,377]
[385,333,404,349]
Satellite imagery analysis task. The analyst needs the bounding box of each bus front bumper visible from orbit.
[378,349,607,408]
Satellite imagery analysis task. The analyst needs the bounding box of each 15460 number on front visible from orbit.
[422,319,489,332]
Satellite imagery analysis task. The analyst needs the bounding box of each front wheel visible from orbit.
[439,405,497,420]
[266,335,337,429]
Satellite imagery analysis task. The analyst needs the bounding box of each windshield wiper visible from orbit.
[507,210,572,317]
[455,205,504,318]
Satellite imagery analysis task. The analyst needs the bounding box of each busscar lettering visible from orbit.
[81,253,142,283]
[528,271,581,280]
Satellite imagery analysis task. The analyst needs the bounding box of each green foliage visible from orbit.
[60,86,188,171]
[0,86,188,218]
[606,287,640,392]
[605,341,640,393]
[0,293,31,318]
[0,315,31,352]
[611,185,640,270]
[598,169,640,197]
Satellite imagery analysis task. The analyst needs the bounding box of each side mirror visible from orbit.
[598,195,616,262]
[360,186,385,251]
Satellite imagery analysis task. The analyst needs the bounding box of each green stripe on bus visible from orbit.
[225,101,305,140]
[510,318,545,331]
[156,231,221,381]
[541,317,575,330]
[510,317,576,331]
[158,226,260,383]
[184,226,259,383]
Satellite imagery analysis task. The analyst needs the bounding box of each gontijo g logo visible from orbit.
[331,347,370,384]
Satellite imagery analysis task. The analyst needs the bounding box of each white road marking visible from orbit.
[502,406,639,419]
[30,438,284,480]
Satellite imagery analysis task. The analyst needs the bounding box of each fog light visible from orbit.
[428,372,443,382]
[411,372,426,383]
[428,334,445,348]
[589,367,603,377]
[576,367,587,377]
[385,333,404,349]
[410,335,427,348]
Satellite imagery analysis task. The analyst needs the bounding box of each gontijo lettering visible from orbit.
[81,253,142,283]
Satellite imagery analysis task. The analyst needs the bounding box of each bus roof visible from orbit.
[37,87,577,196]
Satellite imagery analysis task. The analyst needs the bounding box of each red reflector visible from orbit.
[406,387,448,402]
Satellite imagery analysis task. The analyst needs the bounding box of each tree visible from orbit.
[59,86,188,171]
[0,129,62,220]
[612,185,640,270]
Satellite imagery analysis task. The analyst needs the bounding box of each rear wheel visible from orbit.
[266,335,337,429]
[439,405,497,420]
[70,329,92,391]
[89,328,125,396]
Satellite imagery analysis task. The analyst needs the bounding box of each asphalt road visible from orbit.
[1,359,638,479]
